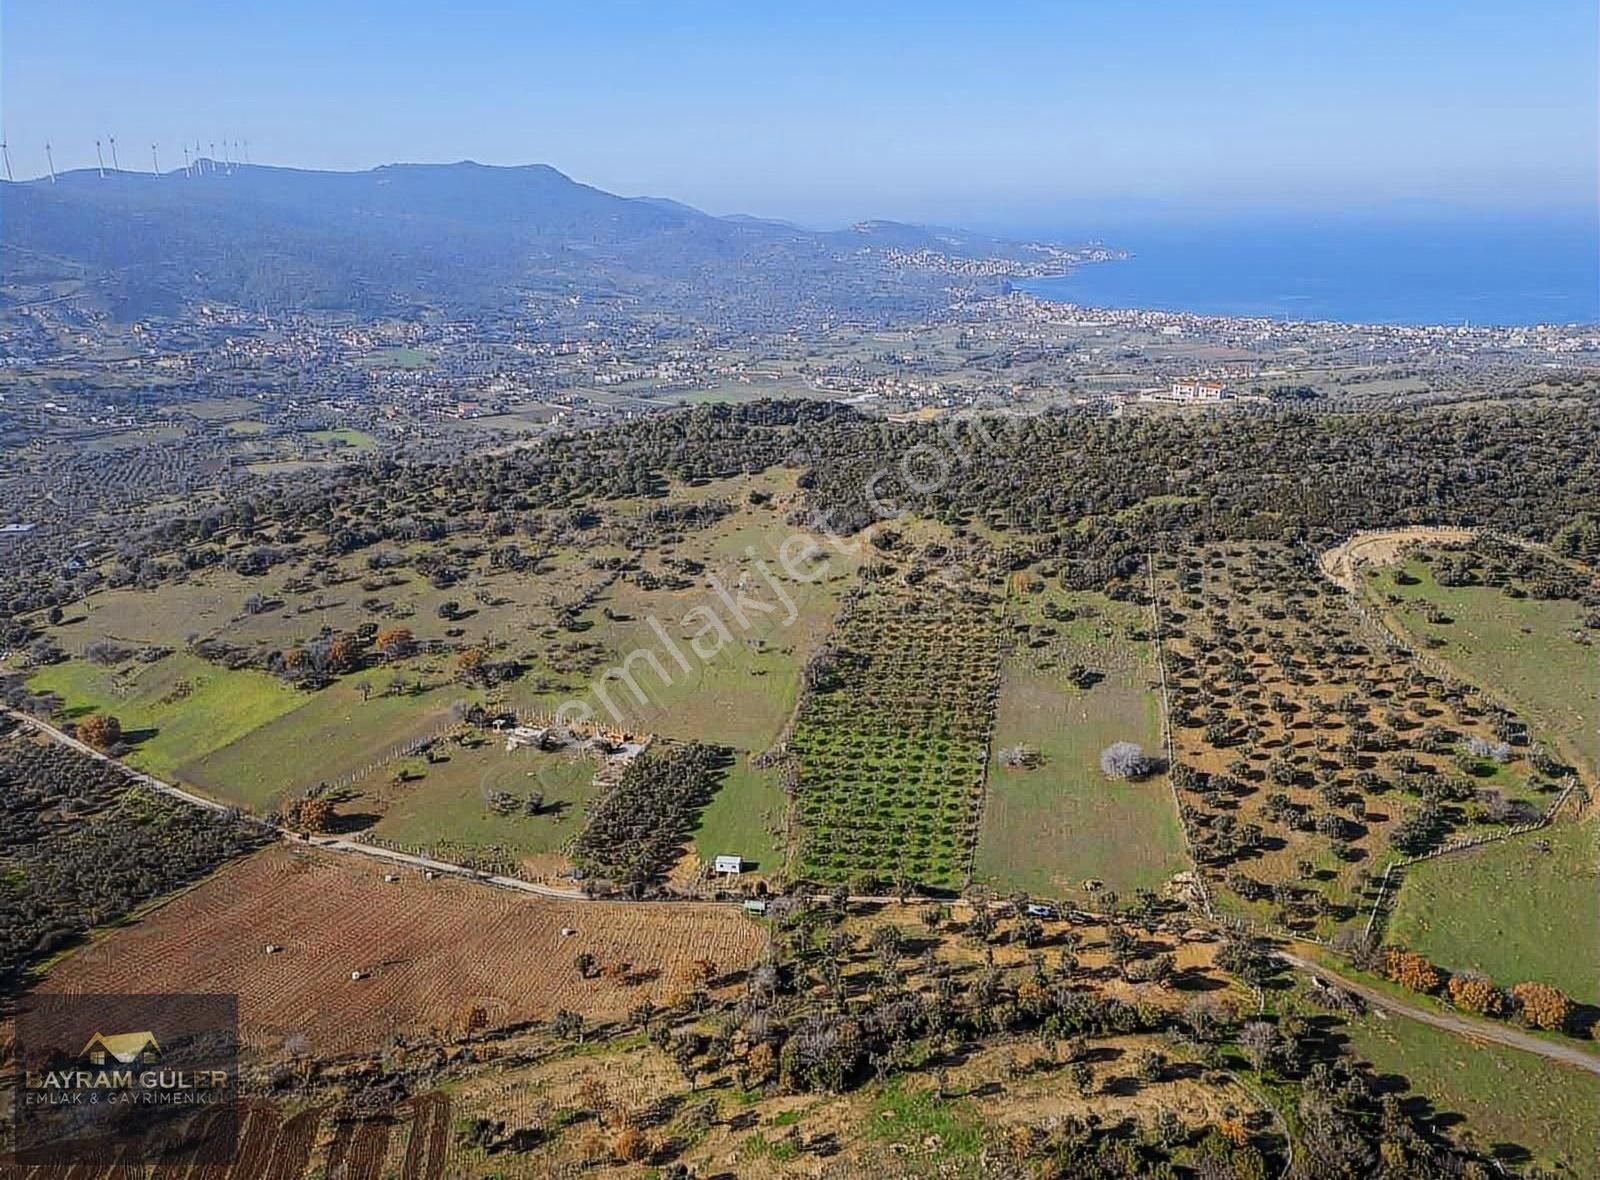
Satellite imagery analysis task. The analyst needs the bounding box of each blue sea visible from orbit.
[1017,214,1599,326]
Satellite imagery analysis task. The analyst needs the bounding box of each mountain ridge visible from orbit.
[0,160,1104,325]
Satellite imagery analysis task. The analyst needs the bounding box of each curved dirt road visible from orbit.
[1279,949,1600,1077]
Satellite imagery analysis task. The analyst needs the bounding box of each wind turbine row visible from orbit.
[4,136,252,180]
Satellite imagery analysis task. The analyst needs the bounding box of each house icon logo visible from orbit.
[79,1031,162,1067]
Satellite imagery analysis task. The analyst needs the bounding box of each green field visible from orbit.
[27,653,305,781]
[689,759,787,874]
[974,590,1186,901]
[1388,819,1600,1003]
[1339,1007,1600,1174]
[1363,557,1600,782]
[308,427,378,450]
[177,677,462,812]
[507,504,854,751]
[370,739,599,865]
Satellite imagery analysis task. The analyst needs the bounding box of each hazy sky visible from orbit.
[3,0,1595,227]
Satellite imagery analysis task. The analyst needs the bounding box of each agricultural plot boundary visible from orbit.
[1363,774,1580,944]
[786,579,1006,891]
[1146,552,1213,919]
[1308,534,1594,943]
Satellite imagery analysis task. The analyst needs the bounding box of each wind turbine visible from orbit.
[2,141,13,183]
[95,139,106,177]
[109,135,120,171]
[45,142,56,183]
[182,144,192,177]
[151,142,159,176]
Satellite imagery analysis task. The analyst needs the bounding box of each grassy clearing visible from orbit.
[1362,557,1599,782]
[866,1082,984,1169]
[689,759,787,874]
[509,504,854,751]
[1338,1006,1600,1175]
[177,678,460,812]
[370,739,599,866]
[1388,819,1600,1002]
[975,590,1185,902]
[308,427,377,449]
[46,580,248,653]
[26,653,304,781]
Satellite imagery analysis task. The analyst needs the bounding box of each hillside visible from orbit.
[0,161,1091,324]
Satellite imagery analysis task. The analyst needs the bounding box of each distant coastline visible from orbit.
[1019,215,1599,327]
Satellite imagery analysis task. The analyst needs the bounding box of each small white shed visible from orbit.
[712,855,743,876]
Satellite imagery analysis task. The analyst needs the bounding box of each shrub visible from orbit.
[1446,973,1504,1017]
[76,713,123,749]
[1382,948,1440,994]
[1510,981,1572,1031]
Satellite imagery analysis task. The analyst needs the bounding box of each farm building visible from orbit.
[712,855,743,876]
[1148,379,1230,404]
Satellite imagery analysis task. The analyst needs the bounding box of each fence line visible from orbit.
[1146,552,1215,920]
[316,717,459,795]
[1363,774,1578,943]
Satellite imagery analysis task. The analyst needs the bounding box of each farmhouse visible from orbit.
[504,725,548,751]
[1148,379,1230,404]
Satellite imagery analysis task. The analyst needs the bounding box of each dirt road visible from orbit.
[1278,948,1600,1077]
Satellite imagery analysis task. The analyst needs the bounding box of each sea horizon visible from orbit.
[1016,212,1599,327]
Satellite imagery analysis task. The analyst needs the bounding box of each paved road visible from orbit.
[1278,949,1600,1078]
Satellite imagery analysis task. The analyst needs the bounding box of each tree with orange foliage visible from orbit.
[1217,1118,1251,1148]
[283,797,334,832]
[611,1127,652,1164]
[326,634,360,672]
[1511,981,1572,1031]
[77,713,122,749]
[1446,973,1505,1017]
[742,1041,776,1087]
[376,627,415,661]
[1382,947,1440,994]
[456,647,487,683]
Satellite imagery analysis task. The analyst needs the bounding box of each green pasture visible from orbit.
[975,590,1186,901]
[1387,819,1600,1004]
[26,653,304,782]
[1338,1005,1600,1174]
[177,676,462,812]
[1363,558,1599,782]
[370,739,599,862]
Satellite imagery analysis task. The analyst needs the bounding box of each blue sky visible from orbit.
[3,1,1595,227]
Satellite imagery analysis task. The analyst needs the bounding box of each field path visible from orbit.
[1317,527,1478,592]
[16,704,1600,1076]
[2,706,590,902]
[1278,948,1600,1077]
